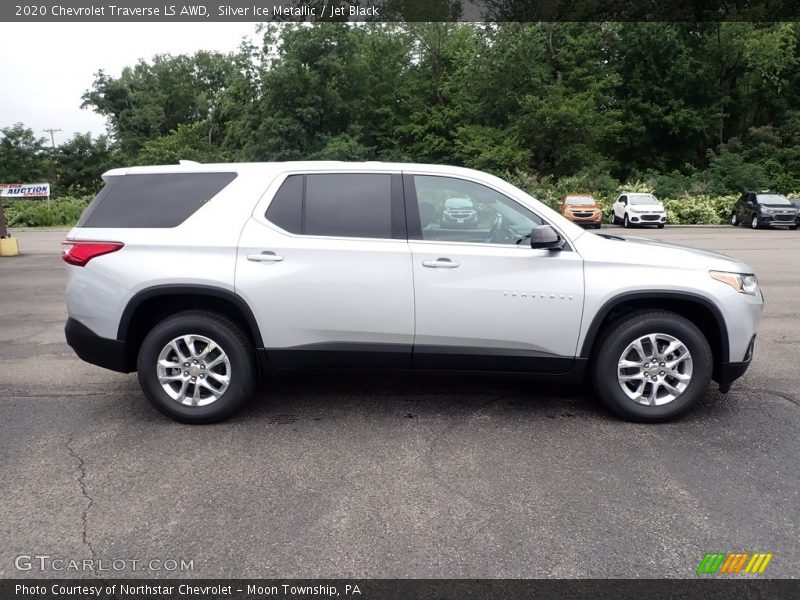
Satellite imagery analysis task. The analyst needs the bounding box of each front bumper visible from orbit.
[565,213,601,225]
[629,213,666,224]
[715,334,757,392]
[65,317,131,373]
[758,215,797,227]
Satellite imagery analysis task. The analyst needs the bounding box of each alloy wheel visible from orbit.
[616,333,693,406]
[156,334,231,406]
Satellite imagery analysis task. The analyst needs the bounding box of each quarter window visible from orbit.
[77,172,237,228]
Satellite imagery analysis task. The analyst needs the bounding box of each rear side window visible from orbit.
[265,175,303,234]
[77,172,237,228]
[265,173,393,239]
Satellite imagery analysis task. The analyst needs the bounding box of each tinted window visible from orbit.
[265,175,303,234]
[304,174,392,239]
[78,172,236,228]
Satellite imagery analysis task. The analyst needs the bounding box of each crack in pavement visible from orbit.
[65,437,97,565]
[739,387,800,408]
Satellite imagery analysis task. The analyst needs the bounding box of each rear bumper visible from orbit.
[65,317,131,373]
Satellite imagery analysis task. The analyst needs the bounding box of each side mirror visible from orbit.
[530,225,565,251]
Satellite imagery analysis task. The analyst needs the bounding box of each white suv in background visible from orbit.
[611,193,667,228]
[64,162,762,424]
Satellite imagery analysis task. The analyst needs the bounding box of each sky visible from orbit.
[0,23,259,144]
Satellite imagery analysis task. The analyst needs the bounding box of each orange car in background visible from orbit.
[558,194,602,228]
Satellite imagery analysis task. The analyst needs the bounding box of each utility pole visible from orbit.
[43,128,61,148]
[42,128,61,208]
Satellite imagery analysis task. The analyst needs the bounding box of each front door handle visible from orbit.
[247,251,284,262]
[422,258,460,269]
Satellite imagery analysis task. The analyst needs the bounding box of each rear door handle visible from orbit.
[247,251,284,262]
[422,258,460,269]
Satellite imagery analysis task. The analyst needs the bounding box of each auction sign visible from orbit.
[0,183,50,198]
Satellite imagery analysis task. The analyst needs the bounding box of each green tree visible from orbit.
[55,133,116,193]
[0,124,49,183]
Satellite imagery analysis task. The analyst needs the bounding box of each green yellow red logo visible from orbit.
[697,552,773,574]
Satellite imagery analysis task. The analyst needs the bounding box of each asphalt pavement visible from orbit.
[1,227,798,578]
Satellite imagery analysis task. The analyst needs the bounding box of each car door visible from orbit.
[236,171,414,368]
[404,173,584,373]
[736,194,748,221]
[614,195,626,220]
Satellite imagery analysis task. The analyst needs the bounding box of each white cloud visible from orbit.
[0,23,258,143]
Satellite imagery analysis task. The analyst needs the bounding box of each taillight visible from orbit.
[61,241,124,266]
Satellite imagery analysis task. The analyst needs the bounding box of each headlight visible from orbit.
[710,271,759,295]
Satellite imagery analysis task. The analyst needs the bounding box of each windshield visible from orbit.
[628,194,659,205]
[566,196,595,205]
[756,194,791,206]
[444,197,473,209]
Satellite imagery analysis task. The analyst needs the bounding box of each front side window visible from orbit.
[412,175,543,245]
[265,173,393,239]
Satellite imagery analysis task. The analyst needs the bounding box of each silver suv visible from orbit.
[64,162,763,423]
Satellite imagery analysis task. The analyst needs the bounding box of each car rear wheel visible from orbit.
[137,310,256,423]
[591,310,712,422]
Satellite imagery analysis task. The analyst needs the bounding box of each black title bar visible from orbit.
[3,579,800,600]
[3,0,800,22]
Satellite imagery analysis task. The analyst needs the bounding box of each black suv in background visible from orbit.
[731,192,798,230]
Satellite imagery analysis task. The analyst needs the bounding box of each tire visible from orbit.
[657,224,665,229]
[730,213,739,227]
[623,214,630,228]
[137,310,256,424]
[609,212,616,225]
[751,215,760,229]
[790,225,798,231]
[590,310,712,423]
[594,223,602,229]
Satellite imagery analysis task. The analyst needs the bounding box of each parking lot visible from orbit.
[1,226,798,578]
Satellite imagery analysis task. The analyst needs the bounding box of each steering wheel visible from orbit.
[486,213,505,243]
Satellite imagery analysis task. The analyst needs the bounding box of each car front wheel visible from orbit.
[623,214,630,228]
[591,310,712,422]
[731,213,739,226]
[137,310,256,423]
[751,215,760,229]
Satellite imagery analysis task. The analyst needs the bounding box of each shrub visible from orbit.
[3,195,93,228]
